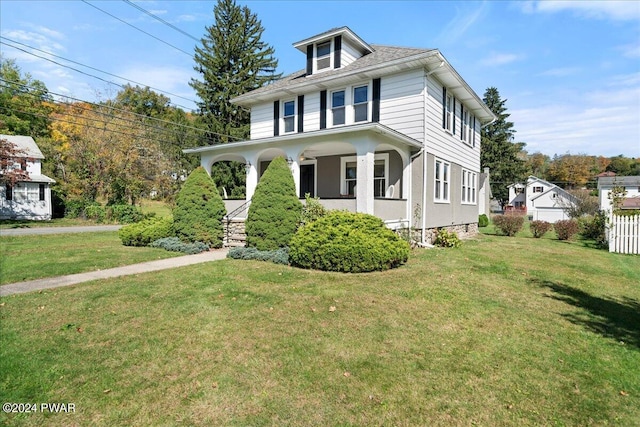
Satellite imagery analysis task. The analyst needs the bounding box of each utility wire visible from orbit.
[0,36,198,107]
[81,0,194,58]
[122,0,200,42]
[0,40,196,112]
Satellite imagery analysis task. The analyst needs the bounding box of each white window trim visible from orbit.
[445,94,454,134]
[340,153,389,197]
[282,99,296,134]
[461,109,469,144]
[330,88,346,127]
[314,40,333,73]
[462,169,477,205]
[299,159,318,198]
[434,158,451,203]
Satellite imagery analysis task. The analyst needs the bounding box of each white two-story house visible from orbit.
[507,176,576,222]
[185,27,495,244]
[0,135,56,220]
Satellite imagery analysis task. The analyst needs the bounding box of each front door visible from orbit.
[300,164,315,198]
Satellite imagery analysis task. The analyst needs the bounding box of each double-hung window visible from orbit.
[435,159,450,202]
[353,85,368,122]
[27,184,39,202]
[340,154,388,197]
[462,170,477,204]
[283,100,295,133]
[533,186,543,193]
[445,95,454,132]
[332,90,345,126]
[316,41,331,71]
[39,184,46,201]
[461,109,469,143]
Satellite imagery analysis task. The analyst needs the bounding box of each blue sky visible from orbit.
[1,0,638,158]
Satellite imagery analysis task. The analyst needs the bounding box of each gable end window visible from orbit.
[283,100,295,133]
[533,186,543,193]
[316,41,331,71]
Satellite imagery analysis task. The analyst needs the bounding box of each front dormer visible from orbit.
[293,27,374,76]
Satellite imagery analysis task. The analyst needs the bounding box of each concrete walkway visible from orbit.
[0,249,229,297]
[1,225,122,236]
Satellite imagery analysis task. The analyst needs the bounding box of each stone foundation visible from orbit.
[396,223,479,246]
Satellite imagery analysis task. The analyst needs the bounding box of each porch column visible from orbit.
[356,143,376,214]
[245,155,259,202]
[284,149,300,197]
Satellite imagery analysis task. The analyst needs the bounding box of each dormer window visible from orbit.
[316,41,332,71]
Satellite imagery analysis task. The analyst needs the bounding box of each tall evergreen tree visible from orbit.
[190,0,280,143]
[480,87,527,207]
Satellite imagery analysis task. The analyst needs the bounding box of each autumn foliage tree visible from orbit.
[0,137,31,186]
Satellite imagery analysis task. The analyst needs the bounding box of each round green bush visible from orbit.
[478,214,489,228]
[119,216,174,247]
[173,166,226,247]
[289,211,410,273]
[246,157,303,250]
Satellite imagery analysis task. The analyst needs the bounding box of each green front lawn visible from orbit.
[0,232,181,284]
[1,232,639,426]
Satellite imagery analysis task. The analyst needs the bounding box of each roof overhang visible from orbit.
[184,122,423,156]
[293,26,373,55]
[232,50,495,124]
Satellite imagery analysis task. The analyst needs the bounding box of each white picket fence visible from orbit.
[608,214,640,255]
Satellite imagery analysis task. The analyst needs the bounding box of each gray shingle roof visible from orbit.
[0,134,45,159]
[232,44,437,105]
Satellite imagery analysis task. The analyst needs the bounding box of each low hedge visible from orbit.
[150,237,209,254]
[529,220,552,238]
[227,247,289,265]
[554,219,579,241]
[289,211,410,273]
[119,216,174,247]
[492,214,525,237]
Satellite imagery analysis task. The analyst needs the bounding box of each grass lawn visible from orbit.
[1,231,639,426]
[0,232,181,284]
[0,218,102,229]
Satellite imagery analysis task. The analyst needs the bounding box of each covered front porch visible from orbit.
[184,123,422,229]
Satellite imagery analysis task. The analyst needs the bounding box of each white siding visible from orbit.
[379,69,425,142]
[303,92,320,132]
[250,103,273,139]
[341,42,361,67]
[425,76,480,172]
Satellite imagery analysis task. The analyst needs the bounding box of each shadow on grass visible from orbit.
[533,278,640,350]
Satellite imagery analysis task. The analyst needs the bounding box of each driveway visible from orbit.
[0,225,122,236]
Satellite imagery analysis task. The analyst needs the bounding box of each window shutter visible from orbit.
[306,45,313,75]
[372,78,381,122]
[334,35,342,69]
[297,95,304,133]
[320,90,327,129]
[442,87,446,129]
[273,100,280,136]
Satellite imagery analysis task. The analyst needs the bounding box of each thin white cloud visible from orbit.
[522,0,640,21]
[539,67,581,77]
[30,25,65,40]
[436,2,487,45]
[618,43,640,59]
[479,52,525,67]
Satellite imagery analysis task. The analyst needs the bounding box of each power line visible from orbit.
[0,36,198,107]
[81,0,194,58]
[122,0,200,42]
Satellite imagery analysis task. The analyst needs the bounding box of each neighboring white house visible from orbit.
[0,134,55,220]
[507,176,576,222]
[185,27,495,244]
[598,176,640,215]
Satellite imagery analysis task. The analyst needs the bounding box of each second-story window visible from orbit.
[354,85,368,122]
[283,100,295,133]
[461,109,469,143]
[316,41,331,71]
[445,94,454,132]
[332,90,345,126]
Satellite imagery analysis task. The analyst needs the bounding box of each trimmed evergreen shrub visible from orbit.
[150,237,209,254]
[434,228,461,248]
[554,219,579,241]
[173,167,226,248]
[289,211,410,273]
[119,216,174,246]
[246,157,303,250]
[478,214,489,228]
[492,214,525,237]
[529,220,552,238]
[227,247,289,265]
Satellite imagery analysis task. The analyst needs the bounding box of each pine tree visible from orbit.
[245,157,302,251]
[190,0,280,143]
[480,87,527,207]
